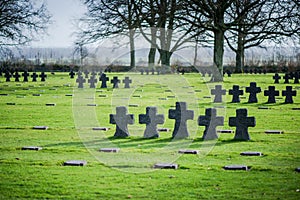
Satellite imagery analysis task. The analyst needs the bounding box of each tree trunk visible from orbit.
[148,28,156,68]
[235,31,245,73]
[159,49,172,73]
[212,29,224,82]
[193,39,198,66]
[129,29,135,70]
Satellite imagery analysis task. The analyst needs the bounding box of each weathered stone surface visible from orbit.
[99,148,120,153]
[92,127,110,131]
[33,126,48,130]
[223,165,250,171]
[240,152,263,156]
[63,160,87,166]
[265,130,284,134]
[22,146,42,151]
[154,163,178,169]
[178,150,199,154]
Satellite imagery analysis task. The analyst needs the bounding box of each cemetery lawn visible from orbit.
[0,72,299,199]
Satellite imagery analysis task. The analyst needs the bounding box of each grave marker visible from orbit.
[22,146,42,151]
[178,149,199,154]
[84,70,89,78]
[33,126,48,130]
[63,160,87,166]
[229,109,255,140]
[168,102,194,139]
[154,163,178,169]
[13,71,21,82]
[31,72,38,82]
[282,86,296,103]
[283,73,290,84]
[99,148,120,153]
[22,71,30,82]
[264,86,279,103]
[139,107,164,138]
[211,85,226,103]
[198,108,224,140]
[123,77,132,88]
[110,106,134,138]
[240,152,263,156]
[229,85,243,103]
[69,70,75,78]
[4,71,11,82]
[223,165,250,171]
[39,72,47,82]
[273,73,281,83]
[76,76,86,88]
[294,72,299,84]
[88,76,97,88]
[111,76,120,88]
[246,82,261,103]
[99,73,109,88]
[265,130,283,134]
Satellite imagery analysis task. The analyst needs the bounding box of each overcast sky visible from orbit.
[30,0,85,48]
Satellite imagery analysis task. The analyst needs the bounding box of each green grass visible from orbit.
[0,72,299,199]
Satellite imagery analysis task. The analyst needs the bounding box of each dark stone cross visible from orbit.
[84,70,89,78]
[69,70,75,78]
[229,85,243,103]
[99,73,109,88]
[123,77,132,88]
[140,69,144,75]
[110,106,134,138]
[91,71,97,77]
[246,82,261,103]
[273,73,281,84]
[31,72,38,82]
[198,108,224,140]
[264,86,279,103]
[145,69,149,75]
[282,86,296,104]
[13,71,21,82]
[229,109,256,141]
[151,68,155,75]
[283,73,290,84]
[88,76,97,88]
[22,71,30,82]
[111,76,120,88]
[168,102,194,139]
[76,76,86,88]
[39,72,47,82]
[211,85,226,103]
[294,72,299,84]
[4,71,11,82]
[139,107,164,138]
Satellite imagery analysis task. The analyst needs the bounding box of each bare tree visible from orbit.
[225,0,300,72]
[0,0,51,54]
[78,0,139,69]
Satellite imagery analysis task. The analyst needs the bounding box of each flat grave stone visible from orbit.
[132,95,142,98]
[258,106,270,110]
[23,88,30,90]
[65,94,74,97]
[178,149,199,154]
[217,129,234,133]
[99,94,108,97]
[240,152,263,156]
[154,163,178,169]
[129,104,139,107]
[223,165,250,171]
[265,130,284,134]
[92,127,110,131]
[195,90,202,92]
[87,104,97,106]
[46,103,56,106]
[165,89,172,92]
[291,108,300,110]
[157,128,170,132]
[6,102,16,105]
[33,126,48,130]
[63,160,87,166]
[22,146,42,151]
[99,148,120,153]
[158,97,168,100]
[49,88,57,90]
[167,96,176,98]
[0,94,9,96]
[203,96,211,99]
[295,168,300,172]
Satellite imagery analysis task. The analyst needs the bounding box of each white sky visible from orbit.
[30,0,86,48]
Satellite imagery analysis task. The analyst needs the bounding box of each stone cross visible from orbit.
[31,72,38,82]
[39,72,47,82]
[282,86,296,104]
[246,82,261,103]
[123,77,132,88]
[13,71,21,82]
[139,107,164,138]
[99,73,109,88]
[84,70,89,78]
[283,73,290,84]
[22,71,30,82]
[110,106,134,138]
[273,73,281,84]
[229,85,243,103]
[88,76,97,88]
[211,85,226,103]
[264,86,279,103]
[4,71,11,82]
[76,76,86,88]
[69,70,75,78]
[145,69,149,75]
[229,109,255,140]
[111,76,120,88]
[198,108,224,140]
[140,69,144,75]
[168,102,194,139]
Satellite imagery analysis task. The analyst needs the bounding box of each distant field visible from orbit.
[0,72,299,199]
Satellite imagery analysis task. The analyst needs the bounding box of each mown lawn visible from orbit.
[0,72,299,199]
